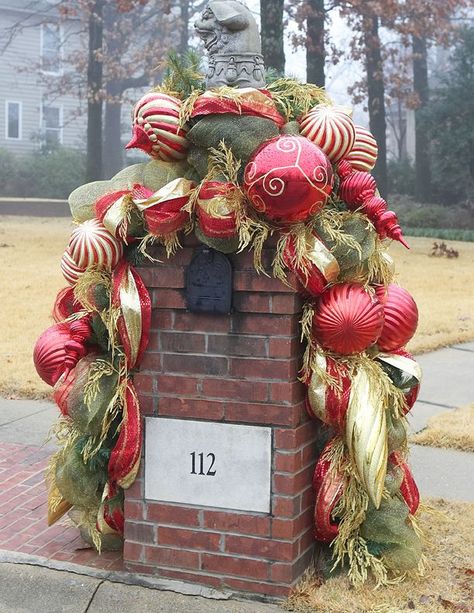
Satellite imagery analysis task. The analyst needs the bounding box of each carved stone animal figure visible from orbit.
[195,0,266,89]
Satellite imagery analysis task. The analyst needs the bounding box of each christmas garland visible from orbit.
[34,62,424,583]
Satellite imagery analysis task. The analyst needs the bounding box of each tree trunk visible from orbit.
[179,0,190,54]
[260,0,285,74]
[364,15,387,197]
[86,0,104,182]
[103,81,124,179]
[306,0,325,88]
[413,35,432,202]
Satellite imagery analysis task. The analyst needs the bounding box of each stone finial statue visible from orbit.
[194,0,266,89]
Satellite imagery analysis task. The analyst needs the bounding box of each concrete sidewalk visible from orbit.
[0,557,282,613]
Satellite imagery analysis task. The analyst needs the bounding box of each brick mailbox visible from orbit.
[123,235,319,598]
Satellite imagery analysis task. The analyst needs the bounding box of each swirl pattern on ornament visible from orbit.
[246,137,331,204]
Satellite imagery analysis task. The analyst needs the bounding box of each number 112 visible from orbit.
[190,452,216,476]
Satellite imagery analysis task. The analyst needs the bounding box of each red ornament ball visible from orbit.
[126,92,188,162]
[33,324,74,386]
[313,283,384,355]
[61,248,86,286]
[375,284,418,351]
[244,135,333,224]
[299,104,356,163]
[345,124,378,172]
[68,219,123,271]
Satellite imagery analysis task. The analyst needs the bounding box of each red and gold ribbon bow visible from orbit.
[112,262,151,370]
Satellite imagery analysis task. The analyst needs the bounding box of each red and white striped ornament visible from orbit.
[61,248,86,286]
[345,125,378,172]
[299,105,356,163]
[126,92,189,162]
[68,219,123,271]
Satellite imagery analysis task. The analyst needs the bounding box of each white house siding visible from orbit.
[0,4,86,155]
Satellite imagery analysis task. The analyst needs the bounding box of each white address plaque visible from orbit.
[145,418,272,513]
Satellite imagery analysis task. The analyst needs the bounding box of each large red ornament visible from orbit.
[33,319,91,386]
[313,284,384,355]
[375,284,418,352]
[243,136,333,224]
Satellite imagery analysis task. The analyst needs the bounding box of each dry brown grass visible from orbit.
[287,499,474,613]
[0,216,73,399]
[1,218,474,398]
[391,237,474,355]
[411,404,474,453]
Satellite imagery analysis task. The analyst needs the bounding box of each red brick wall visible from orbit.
[123,236,319,598]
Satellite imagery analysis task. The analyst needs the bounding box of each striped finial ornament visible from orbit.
[126,92,189,162]
[299,105,356,163]
[345,125,378,172]
[68,219,123,271]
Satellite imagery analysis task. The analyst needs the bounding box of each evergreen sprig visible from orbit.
[159,49,205,99]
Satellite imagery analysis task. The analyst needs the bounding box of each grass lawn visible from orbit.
[287,498,474,613]
[411,404,474,453]
[1,216,473,398]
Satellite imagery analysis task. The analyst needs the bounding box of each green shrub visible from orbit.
[389,194,474,230]
[404,227,474,241]
[0,149,18,195]
[0,148,86,199]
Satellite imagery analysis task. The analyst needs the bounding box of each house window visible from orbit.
[41,23,61,73]
[42,104,62,145]
[6,101,21,139]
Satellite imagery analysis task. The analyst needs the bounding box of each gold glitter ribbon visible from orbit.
[119,267,142,368]
[376,353,422,383]
[307,350,327,421]
[306,232,340,281]
[346,367,387,508]
[134,177,194,212]
[102,194,129,237]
